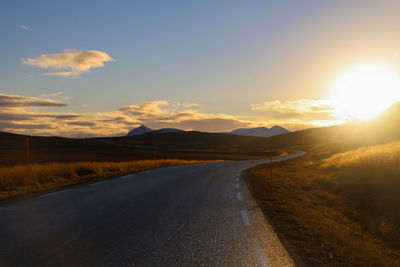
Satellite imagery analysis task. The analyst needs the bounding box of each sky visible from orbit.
[1,0,400,137]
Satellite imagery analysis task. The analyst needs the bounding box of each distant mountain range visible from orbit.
[127,125,184,136]
[127,125,290,138]
[227,126,290,137]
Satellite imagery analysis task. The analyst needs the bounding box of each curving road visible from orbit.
[0,151,305,267]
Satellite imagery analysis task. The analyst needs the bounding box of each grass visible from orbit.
[0,159,215,200]
[244,143,400,266]
[322,141,400,230]
[322,141,400,169]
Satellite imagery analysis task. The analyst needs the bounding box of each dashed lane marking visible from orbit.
[253,243,270,267]
[240,209,251,227]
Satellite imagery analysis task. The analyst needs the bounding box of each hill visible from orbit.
[0,131,281,166]
[228,125,290,137]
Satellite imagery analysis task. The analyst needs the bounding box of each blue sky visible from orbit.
[1,1,400,136]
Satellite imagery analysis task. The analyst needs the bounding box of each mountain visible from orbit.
[228,126,290,138]
[127,124,290,138]
[127,125,184,136]
[127,125,153,136]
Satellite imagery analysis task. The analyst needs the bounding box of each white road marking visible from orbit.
[236,177,239,182]
[235,183,240,189]
[236,192,243,201]
[119,174,135,180]
[253,243,270,267]
[40,189,71,198]
[90,181,109,186]
[240,209,251,227]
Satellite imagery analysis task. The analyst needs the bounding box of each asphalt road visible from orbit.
[0,151,305,267]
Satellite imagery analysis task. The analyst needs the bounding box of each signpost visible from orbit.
[270,149,273,199]
[153,144,157,168]
[26,137,31,192]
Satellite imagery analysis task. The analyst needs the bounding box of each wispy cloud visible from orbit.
[250,99,343,130]
[40,91,69,101]
[17,25,31,31]
[43,72,75,77]
[0,93,66,108]
[0,94,254,137]
[251,99,335,113]
[22,50,113,77]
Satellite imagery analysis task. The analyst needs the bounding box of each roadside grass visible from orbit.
[0,159,214,200]
[322,141,400,169]
[244,143,400,266]
[322,141,400,231]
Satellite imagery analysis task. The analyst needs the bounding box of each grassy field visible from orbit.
[0,129,286,200]
[244,142,400,266]
[0,131,286,165]
[0,159,214,200]
[322,141,400,168]
[322,141,400,234]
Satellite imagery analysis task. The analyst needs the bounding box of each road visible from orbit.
[0,151,305,267]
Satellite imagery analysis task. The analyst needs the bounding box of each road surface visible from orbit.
[0,151,305,266]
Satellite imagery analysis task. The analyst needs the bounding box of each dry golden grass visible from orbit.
[321,141,400,230]
[322,141,400,169]
[244,147,400,266]
[0,159,215,199]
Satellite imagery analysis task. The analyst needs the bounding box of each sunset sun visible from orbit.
[330,64,400,120]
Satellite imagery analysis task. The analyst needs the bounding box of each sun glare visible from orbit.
[330,64,400,120]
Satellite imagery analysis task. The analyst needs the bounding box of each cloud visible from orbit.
[116,101,251,131]
[171,118,248,132]
[0,111,81,121]
[118,100,169,117]
[0,121,53,130]
[0,93,66,107]
[43,72,75,77]
[0,94,255,137]
[40,91,69,101]
[251,99,335,113]
[46,114,81,120]
[0,93,345,137]
[67,121,96,126]
[17,25,31,31]
[22,50,113,77]
[250,99,343,130]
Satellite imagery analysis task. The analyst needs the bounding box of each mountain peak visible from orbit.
[271,125,284,129]
[127,125,153,136]
[127,125,185,136]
